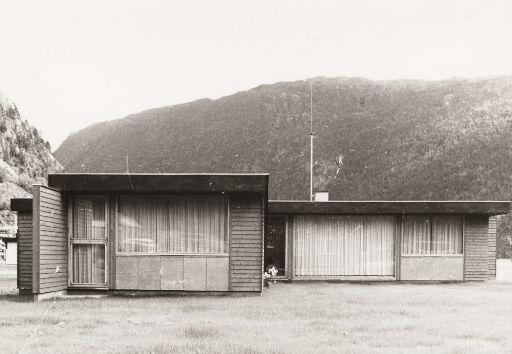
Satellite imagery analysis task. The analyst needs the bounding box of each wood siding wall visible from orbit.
[464,215,491,281]
[488,216,497,279]
[229,194,264,292]
[33,186,68,294]
[17,212,33,293]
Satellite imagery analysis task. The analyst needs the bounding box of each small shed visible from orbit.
[11,173,268,299]
[267,200,511,281]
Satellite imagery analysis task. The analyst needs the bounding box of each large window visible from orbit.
[294,215,396,276]
[70,196,107,286]
[402,215,463,255]
[117,195,228,254]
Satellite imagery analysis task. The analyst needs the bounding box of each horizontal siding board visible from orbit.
[17,212,33,291]
[464,216,491,281]
[229,194,263,292]
[35,186,68,294]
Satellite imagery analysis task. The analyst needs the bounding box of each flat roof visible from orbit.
[48,173,269,193]
[268,200,511,215]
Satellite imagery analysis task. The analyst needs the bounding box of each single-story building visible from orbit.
[11,173,268,300]
[9,173,511,300]
[266,201,509,281]
[0,225,18,265]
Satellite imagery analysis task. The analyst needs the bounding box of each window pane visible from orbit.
[431,216,463,254]
[72,244,105,284]
[402,216,431,255]
[293,215,395,276]
[118,195,227,254]
[73,197,106,239]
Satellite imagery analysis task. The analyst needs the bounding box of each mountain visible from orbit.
[55,76,512,203]
[0,92,62,225]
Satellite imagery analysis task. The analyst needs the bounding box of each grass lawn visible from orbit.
[1,266,512,353]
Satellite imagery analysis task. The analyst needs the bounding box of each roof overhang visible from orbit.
[10,198,33,212]
[48,173,269,193]
[268,200,511,215]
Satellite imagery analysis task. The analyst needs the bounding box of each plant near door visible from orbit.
[264,266,278,287]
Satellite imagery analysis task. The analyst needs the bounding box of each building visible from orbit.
[9,173,511,300]
[266,200,508,281]
[11,173,268,300]
[0,225,18,265]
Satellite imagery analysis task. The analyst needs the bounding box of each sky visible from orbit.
[1,0,512,150]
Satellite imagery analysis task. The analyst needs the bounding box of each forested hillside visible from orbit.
[0,92,62,225]
[56,76,512,202]
[55,76,512,256]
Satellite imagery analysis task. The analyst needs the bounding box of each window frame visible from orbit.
[400,214,465,257]
[68,194,109,288]
[115,193,230,257]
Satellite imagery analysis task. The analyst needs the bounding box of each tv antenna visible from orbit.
[309,79,314,201]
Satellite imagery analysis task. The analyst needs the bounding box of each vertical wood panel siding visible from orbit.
[33,186,68,294]
[464,215,491,281]
[229,194,264,292]
[17,212,33,293]
[488,216,497,279]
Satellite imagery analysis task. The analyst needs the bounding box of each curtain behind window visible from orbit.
[402,215,463,255]
[431,216,463,254]
[118,195,228,254]
[71,196,107,285]
[73,197,106,239]
[294,215,395,276]
[402,216,431,255]
[72,244,105,284]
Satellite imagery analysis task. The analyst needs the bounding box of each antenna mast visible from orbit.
[310,79,314,201]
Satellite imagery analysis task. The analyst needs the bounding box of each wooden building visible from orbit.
[9,173,511,300]
[266,201,510,281]
[10,173,268,300]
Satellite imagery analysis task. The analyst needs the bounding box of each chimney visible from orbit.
[314,192,329,201]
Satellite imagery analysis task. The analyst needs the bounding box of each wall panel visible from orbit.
[161,257,184,290]
[401,256,463,281]
[464,216,491,281]
[17,212,33,293]
[115,255,228,291]
[183,257,207,290]
[488,216,497,279]
[229,194,264,292]
[33,186,68,294]
[206,258,229,291]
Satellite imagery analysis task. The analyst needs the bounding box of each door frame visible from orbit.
[67,194,109,288]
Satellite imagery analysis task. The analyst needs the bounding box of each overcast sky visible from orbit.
[1,0,512,149]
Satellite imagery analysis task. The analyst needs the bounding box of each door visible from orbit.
[264,216,287,276]
[294,215,396,276]
[69,196,108,287]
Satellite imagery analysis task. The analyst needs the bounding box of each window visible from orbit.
[70,196,107,286]
[117,195,228,254]
[402,215,463,255]
[264,216,287,275]
[294,215,396,276]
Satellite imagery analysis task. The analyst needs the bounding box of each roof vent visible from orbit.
[314,192,329,201]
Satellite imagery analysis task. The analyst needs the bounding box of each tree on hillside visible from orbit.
[497,214,512,259]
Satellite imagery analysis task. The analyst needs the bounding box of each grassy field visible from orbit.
[1,263,512,354]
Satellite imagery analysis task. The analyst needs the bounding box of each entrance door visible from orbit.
[69,196,108,287]
[264,216,287,276]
